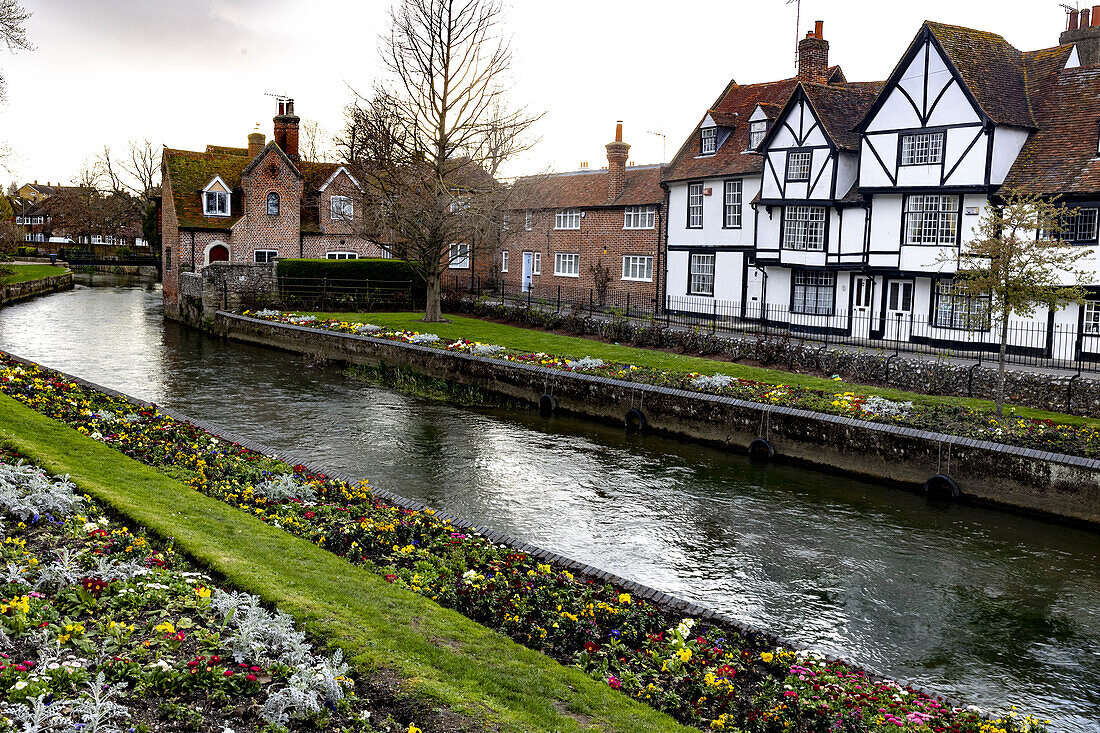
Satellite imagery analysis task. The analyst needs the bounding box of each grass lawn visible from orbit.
[0,392,695,733]
[2,263,68,284]
[306,310,1100,428]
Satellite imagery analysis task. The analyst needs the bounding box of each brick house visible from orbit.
[9,182,144,250]
[485,124,665,309]
[159,100,385,319]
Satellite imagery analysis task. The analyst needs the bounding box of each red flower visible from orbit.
[246,673,257,681]
[223,669,234,677]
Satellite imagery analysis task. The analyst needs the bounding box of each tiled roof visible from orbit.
[925,21,1036,128]
[512,165,663,210]
[1003,65,1100,195]
[662,77,800,184]
[802,81,884,151]
[163,148,249,230]
[206,145,249,156]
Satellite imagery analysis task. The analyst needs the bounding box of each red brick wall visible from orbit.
[236,148,303,259]
[160,168,180,316]
[481,206,662,305]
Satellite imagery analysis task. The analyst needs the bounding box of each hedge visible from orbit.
[277,257,420,283]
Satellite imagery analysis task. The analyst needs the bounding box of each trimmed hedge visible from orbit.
[277,257,419,283]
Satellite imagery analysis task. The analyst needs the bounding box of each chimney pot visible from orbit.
[1083,8,1091,27]
[605,122,630,203]
[1092,5,1100,26]
[815,20,824,39]
[273,98,301,161]
[1070,9,1080,31]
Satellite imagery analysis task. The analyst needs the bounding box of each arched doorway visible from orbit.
[204,242,230,266]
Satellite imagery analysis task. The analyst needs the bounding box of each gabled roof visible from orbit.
[801,81,885,151]
[1003,65,1100,195]
[662,77,801,184]
[317,165,364,192]
[512,165,663,210]
[241,141,303,179]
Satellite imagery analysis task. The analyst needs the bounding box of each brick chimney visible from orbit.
[273,98,300,161]
[798,20,830,83]
[248,126,266,159]
[605,121,630,203]
[1062,6,1100,65]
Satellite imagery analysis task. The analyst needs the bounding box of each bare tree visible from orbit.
[342,0,541,322]
[299,120,333,163]
[0,0,31,103]
[943,190,1091,417]
[120,139,161,200]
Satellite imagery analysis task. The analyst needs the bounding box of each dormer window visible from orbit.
[266,192,280,216]
[204,191,229,216]
[700,126,717,155]
[749,120,768,150]
[202,176,232,217]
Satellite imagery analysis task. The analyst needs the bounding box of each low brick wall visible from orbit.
[0,272,74,307]
[216,312,1100,528]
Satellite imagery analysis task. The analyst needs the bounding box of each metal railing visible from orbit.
[446,276,1100,373]
[277,277,420,313]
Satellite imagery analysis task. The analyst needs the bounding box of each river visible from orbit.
[1,275,1097,731]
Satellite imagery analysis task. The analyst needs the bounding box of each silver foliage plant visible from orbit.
[0,461,81,521]
[567,356,605,370]
[1,673,129,733]
[691,374,736,391]
[211,590,351,726]
[253,473,316,503]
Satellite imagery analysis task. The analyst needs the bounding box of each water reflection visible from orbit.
[0,276,1097,730]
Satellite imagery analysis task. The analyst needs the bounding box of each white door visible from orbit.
[521,252,533,293]
[851,276,874,339]
[744,266,765,319]
[885,280,913,341]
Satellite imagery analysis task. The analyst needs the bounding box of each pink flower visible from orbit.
[608,675,621,690]
[246,674,257,681]
[223,669,234,677]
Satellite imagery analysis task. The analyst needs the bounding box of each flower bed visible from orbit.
[244,311,1100,459]
[0,451,395,733]
[0,354,1049,732]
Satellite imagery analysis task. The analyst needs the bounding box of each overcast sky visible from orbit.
[0,0,1075,188]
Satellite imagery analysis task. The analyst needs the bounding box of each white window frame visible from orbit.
[325,251,358,260]
[623,206,656,230]
[254,249,278,263]
[904,195,960,246]
[501,250,509,273]
[553,252,580,277]
[203,190,230,217]
[555,209,581,230]
[688,253,715,296]
[791,270,836,316]
[448,242,470,269]
[786,151,812,182]
[749,121,768,150]
[621,255,653,282]
[900,132,945,166]
[933,280,991,330]
[330,195,354,221]
[532,251,542,275]
[1085,301,1100,335]
[723,180,742,229]
[782,206,827,251]
[700,126,717,155]
[687,182,704,229]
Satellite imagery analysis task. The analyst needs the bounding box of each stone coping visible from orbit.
[0,346,984,709]
[221,311,1100,471]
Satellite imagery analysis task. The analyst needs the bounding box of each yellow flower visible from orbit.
[677,647,692,662]
[154,621,176,634]
[618,593,631,605]
[760,651,774,663]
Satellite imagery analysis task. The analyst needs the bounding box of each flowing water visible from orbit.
[1,275,1097,731]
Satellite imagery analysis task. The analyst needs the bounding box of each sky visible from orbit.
[0,0,1076,189]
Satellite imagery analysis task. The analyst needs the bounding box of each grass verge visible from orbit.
[0,392,694,733]
[306,311,1100,428]
[2,264,69,284]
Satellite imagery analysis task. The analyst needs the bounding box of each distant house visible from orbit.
[158,99,387,319]
[9,182,144,249]
[490,124,665,307]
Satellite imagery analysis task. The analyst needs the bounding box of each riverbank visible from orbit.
[0,265,72,306]
[223,311,1100,527]
[0,351,1052,732]
[0,374,690,733]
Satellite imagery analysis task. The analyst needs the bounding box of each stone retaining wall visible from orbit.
[0,272,74,307]
[215,312,1100,528]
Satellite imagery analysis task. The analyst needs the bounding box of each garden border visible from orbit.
[0,346,983,713]
[215,312,1100,527]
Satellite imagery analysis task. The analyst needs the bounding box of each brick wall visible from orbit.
[300,235,389,259]
[160,170,181,317]
[487,206,662,305]
[236,148,304,259]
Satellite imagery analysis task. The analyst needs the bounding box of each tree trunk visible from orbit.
[996,308,1010,418]
[422,270,444,322]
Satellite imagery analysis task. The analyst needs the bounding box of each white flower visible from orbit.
[152,659,171,671]
[13,681,26,690]
[83,522,99,532]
